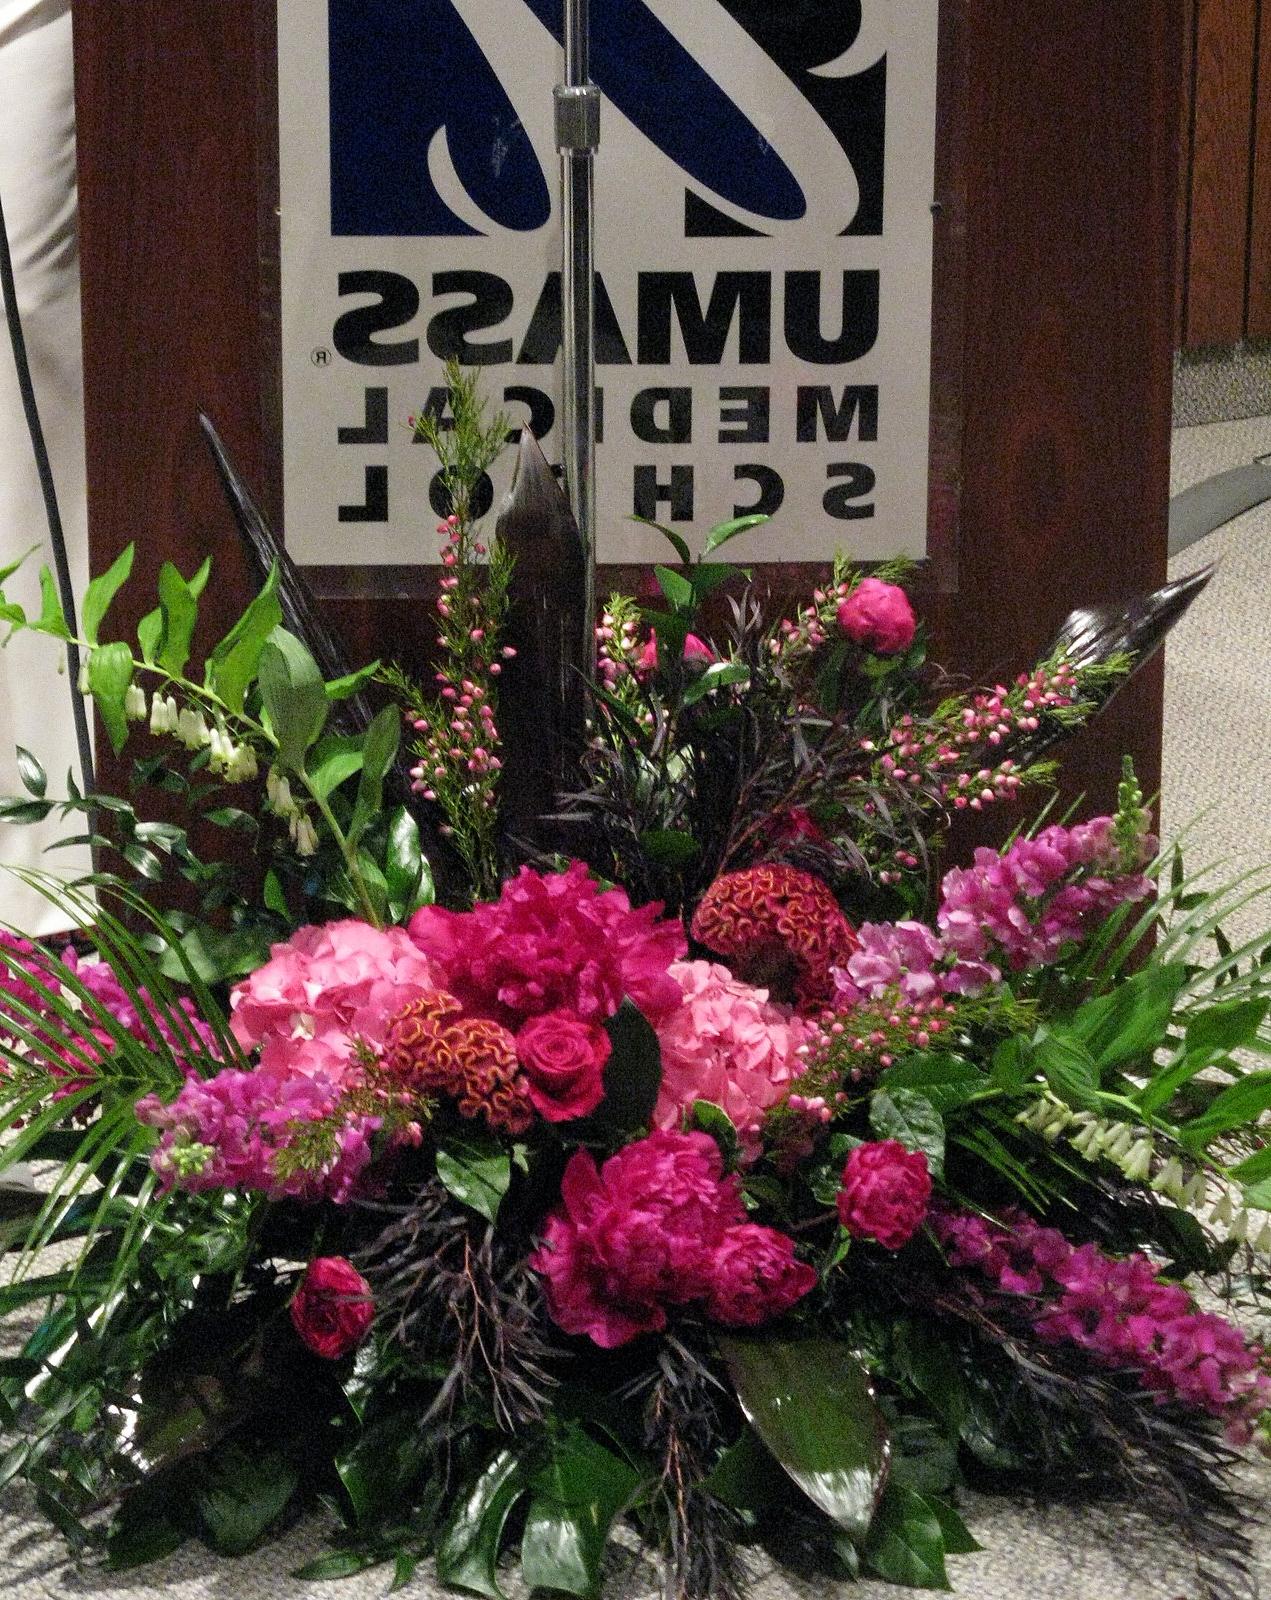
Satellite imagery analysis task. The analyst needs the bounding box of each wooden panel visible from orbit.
[1176,0,1197,344]
[1247,1,1271,335]
[1185,0,1257,347]
[74,1,1182,833]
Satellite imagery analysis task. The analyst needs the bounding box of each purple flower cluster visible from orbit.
[834,919,998,1007]
[937,817,1153,973]
[934,1208,1271,1442]
[136,1065,377,1203]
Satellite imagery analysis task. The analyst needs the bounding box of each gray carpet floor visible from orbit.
[3,419,1271,1596]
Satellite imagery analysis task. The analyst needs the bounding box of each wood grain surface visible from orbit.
[1246,3,1271,336]
[73,0,1183,855]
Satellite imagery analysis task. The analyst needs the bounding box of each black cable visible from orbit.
[0,180,95,798]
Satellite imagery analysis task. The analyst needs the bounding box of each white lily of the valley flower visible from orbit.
[1151,1157,1186,1202]
[1210,1189,1236,1229]
[1122,1139,1154,1183]
[1228,1208,1250,1244]
[77,656,91,694]
[293,814,319,856]
[124,683,147,721]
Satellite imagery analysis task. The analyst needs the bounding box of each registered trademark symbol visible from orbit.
[311,346,332,367]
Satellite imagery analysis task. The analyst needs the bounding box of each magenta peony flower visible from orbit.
[290,1256,374,1359]
[408,860,686,1029]
[0,930,52,1030]
[529,1131,745,1347]
[230,919,442,1083]
[837,1140,932,1250]
[705,1223,817,1327]
[515,1009,610,1122]
[653,960,811,1156]
[836,578,916,655]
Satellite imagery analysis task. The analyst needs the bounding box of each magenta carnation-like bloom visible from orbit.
[836,578,916,655]
[653,960,811,1156]
[230,919,442,1083]
[137,1063,377,1203]
[837,1140,932,1250]
[934,1209,1271,1442]
[705,1223,817,1327]
[408,860,686,1028]
[0,930,52,1029]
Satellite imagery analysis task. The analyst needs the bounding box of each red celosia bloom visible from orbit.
[690,864,859,1010]
[384,991,533,1135]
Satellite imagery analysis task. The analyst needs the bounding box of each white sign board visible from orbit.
[278,0,940,565]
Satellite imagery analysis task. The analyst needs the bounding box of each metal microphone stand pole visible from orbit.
[555,0,599,675]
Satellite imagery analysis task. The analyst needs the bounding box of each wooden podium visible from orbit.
[71,1,1184,819]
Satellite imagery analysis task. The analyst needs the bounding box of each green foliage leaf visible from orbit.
[520,1426,642,1599]
[688,1100,740,1167]
[1184,998,1269,1058]
[137,606,163,665]
[1068,963,1189,1070]
[653,564,694,615]
[33,567,69,639]
[681,659,750,707]
[869,1089,945,1177]
[82,542,135,644]
[385,806,433,919]
[263,868,289,918]
[877,1054,984,1116]
[88,640,136,755]
[336,1409,432,1529]
[106,1483,188,1569]
[719,1336,888,1544]
[1178,1071,1271,1149]
[257,627,329,772]
[15,747,46,798]
[0,795,53,823]
[863,1482,952,1589]
[325,660,381,700]
[639,827,700,869]
[308,735,365,799]
[207,565,283,715]
[630,515,692,565]
[890,1321,968,1431]
[435,1447,527,1599]
[349,705,401,847]
[293,1550,387,1581]
[702,512,769,555]
[1032,1026,1102,1110]
[589,1000,662,1136]
[193,1445,298,1556]
[435,1130,512,1224]
[156,561,199,678]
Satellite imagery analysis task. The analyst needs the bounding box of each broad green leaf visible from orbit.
[1032,1026,1102,1110]
[33,567,69,639]
[257,627,328,772]
[704,1426,775,1512]
[308,734,365,799]
[156,561,199,677]
[207,565,283,714]
[435,1130,512,1224]
[520,1426,642,1599]
[88,640,135,755]
[688,562,744,600]
[15,747,46,798]
[890,1321,968,1431]
[639,827,700,869]
[688,1100,740,1167]
[435,1447,527,1600]
[137,606,163,665]
[1068,963,1189,1070]
[681,659,750,707]
[292,1551,387,1581]
[653,564,694,615]
[719,1336,888,1544]
[588,1000,662,1136]
[263,868,289,919]
[863,1482,951,1589]
[0,796,54,823]
[878,1054,984,1116]
[325,660,381,700]
[349,705,401,846]
[188,556,212,599]
[385,805,433,918]
[928,1498,982,1555]
[105,1484,188,1570]
[1178,1071,1271,1149]
[870,1089,944,1177]
[194,1446,298,1556]
[630,514,692,565]
[702,512,769,555]
[336,1409,432,1529]
[81,542,135,644]
[1184,999,1269,1058]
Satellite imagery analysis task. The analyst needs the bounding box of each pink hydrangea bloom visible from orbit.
[837,1140,932,1250]
[530,1130,812,1347]
[934,1209,1271,1442]
[653,960,812,1156]
[230,919,442,1082]
[705,1223,817,1327]
[137,1063,376,1203]
[408,860,685,1029]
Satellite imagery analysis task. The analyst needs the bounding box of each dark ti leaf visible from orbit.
[863,1482,952,1589]
[588,1000,662,1136]
[435,1447,527,1599]
[1050,563,1215,677]
[435,1130,512,1224]
[520,1426,642,1600]
[719,1336,889,1545]
[15,747,46,798]
[193,1445,299,1556]
[336,1409,432,1529]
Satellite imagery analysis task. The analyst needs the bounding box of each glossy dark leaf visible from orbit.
[385,806,433,918]
[194,1445,299,1556]
[293,1550,388,1581]
[336,1409,432,1529]
[688,1100,740,1167]
[520,1426,642,1599]
[863,1482,951,1589]
[869,1089,945,1177]
[590,1000,662,1136]
[15,747,46,798]
[702,512,769,555]
[435,1130,512,1224]
[719,1336,888,1544]
[435,1447,527,1599]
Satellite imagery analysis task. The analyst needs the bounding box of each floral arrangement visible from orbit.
[0,376,1269,1600]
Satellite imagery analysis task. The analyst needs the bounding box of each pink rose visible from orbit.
[529,1131,745,1348]
[836,578,916,655]
[290,1256,374,1359]
[836,1140,932,1250]
[705,1223,817,1327]
[516,1010,610,1122]
[636,631,715,675]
